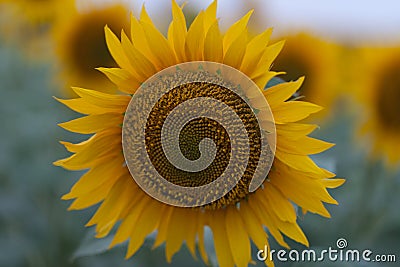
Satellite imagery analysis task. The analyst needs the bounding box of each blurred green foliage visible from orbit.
[0,34,399,267]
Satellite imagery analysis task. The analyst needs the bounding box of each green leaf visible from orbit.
[265,76,285,89]
[71,228,115,261]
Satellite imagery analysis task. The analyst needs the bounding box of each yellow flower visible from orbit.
[53,4,130,95]
[272,33,341,119]
[1,0,74,24]
[55,1,344,266]
[353,46,400,166]
[0,0,75,60]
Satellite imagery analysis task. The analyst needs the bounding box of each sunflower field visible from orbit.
[0,1,399,267]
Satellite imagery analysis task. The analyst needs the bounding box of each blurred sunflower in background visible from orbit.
[271,33,341,119]
[0,0,75,59]
[353,46,400,167]
[0,0,72,24]
[55,1,344,266]
[53,3,130,95]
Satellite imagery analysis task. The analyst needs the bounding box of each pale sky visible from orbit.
[89,0,400,44]
[261,0,400,44]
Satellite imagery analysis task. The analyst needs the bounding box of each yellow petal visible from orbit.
[272,101,322,123]
[278,136,334,155]
[168,0,187,61]
[275,219,309,247]
[126,197,163,258]
[239,201,269,251]
[264,77,304,107]
[223,27,248,69]
[140,21,177,68]
[322,178,346,188]
[62,155,125,198]
[130,14,157,65]
[60,138,86,150]
[210,211,235,267]
[166,208,197,262]
[239,206,275,266]
[153,206,173,248]
[274,157,334,180]
[88,177,137,238]
[57,125,119,154]
[203,0,217,29]
[54,129,121,170]
[253,71,283,90]
[104,25,135,74]
[275,150,326,176]
[67,174,121,210]
[251,40,285,79]
[240,28,273,75]
[120,30,157,79]
[260,184,297,223]
[59,137,93,153]
[257,191,309,246]
[54,97,119,115]
[249,193,289,248]
[223,10,253,54]
[72,87,131,109]
[58,113,123,134]
[185,11,205,61]
[270,160,337,216]
[110,193,149,248]
[276,123,318,140]
[97,67,141,94]
[139,3,153,24]
[204,20,223,62]
[226,206,251,267]
[140,4,176,65]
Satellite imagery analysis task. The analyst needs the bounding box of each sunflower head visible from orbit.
[355,46,400,166]
[55,1,344,266]
[121,61,277,210]
[374,59,400,131]
[2,0,75,24]
[0,0,75,60]
[54,4,130,95]
[272,33,341,118]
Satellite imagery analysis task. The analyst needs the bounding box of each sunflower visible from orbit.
[354,46,400,166]
[0,0,75,61]
[55,1,344,266]
[0,0,75,25]
[53,4,130,95]
[271,33,341,119]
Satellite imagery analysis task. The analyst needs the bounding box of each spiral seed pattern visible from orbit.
[122,62,276,208]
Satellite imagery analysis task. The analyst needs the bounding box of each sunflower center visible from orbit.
[144,82,262,208]
[375,60,400,131]
[67,9,127,80]
[122,62,276,210]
